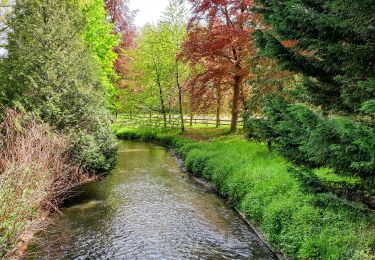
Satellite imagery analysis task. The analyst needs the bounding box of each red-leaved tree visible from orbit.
[105,0,136,85]
[182,0,257,132]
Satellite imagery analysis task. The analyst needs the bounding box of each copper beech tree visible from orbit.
[105,0,136,85]
[185,61,231,128]
[182,0,257,132]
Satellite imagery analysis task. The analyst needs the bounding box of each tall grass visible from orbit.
[115,127,375,259]
[0,110,81,258]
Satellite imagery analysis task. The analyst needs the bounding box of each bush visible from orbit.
[56,87,118,174]
[0,110,82,258]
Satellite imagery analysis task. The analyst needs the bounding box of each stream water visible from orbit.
[28,141,276,259]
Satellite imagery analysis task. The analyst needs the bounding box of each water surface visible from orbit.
[29,141,276,259]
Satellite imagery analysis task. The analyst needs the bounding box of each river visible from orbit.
[28,141,276,259]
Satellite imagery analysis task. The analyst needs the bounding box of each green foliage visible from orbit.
[243,114,275,149]
[253,0,375,113]
[126,24,177,115]
[81,0,119,113]
[120,7,189,123]
[247,95,375,179]
[249,0,375,182]
[114,127,375,259]
[0,0,117,174]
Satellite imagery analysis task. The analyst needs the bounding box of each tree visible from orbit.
[105,0,135,44]
[127,25,175,127]
[162,0,189,131]
[105,0,136,88]
[182,0,257,132]
[81,0,119,112]
[0,0,118,174]
[248,0,375,180]
[253,0,375,114]
[185,62,231,127]
[243,57,297,151]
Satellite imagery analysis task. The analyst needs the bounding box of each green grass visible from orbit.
[114,126,375,260]
[314,168,361,185]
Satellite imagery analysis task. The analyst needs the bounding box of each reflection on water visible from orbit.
[28,141,276,260]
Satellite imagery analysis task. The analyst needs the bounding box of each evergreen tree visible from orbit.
[0,0,118,174]
[253,0,375,113]
[246,0,375,180]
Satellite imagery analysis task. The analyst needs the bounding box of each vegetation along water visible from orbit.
[0,0,374,259]
[28,141,276,259]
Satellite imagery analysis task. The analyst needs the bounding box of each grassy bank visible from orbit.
[114,126,375,259]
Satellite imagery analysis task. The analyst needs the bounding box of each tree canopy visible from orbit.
[182,0,257,132]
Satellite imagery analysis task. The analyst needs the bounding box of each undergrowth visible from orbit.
[0,110,82,258]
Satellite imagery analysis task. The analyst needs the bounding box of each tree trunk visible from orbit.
[149,109,152,125]
[176,64,185,132]
[267,141,273,152]
[168,100,172,123]
[216,85,222,128]
[230,76,241,133]
[157,77,167,128]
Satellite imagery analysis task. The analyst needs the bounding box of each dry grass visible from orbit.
[0,109,82,258]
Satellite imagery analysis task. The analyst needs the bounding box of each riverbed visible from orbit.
[28,141,276,259]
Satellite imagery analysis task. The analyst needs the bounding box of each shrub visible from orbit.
[185,149,213,177]
[0,110,81,258]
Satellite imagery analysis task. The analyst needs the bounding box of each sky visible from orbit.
[1,0,185,55]
[129,0,190,28]
[129,0,171,28]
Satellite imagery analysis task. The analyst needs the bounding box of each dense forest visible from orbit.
[0,0,374,259]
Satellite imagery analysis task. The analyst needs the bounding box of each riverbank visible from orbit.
[0,111,100,258]
[28,140,277,259]
[114,126,375,259]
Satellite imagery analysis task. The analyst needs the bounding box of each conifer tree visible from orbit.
[0,0,118,173]
[247,0,375,180]
[253,0,375,113]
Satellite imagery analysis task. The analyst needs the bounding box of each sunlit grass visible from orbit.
[314,168,361,185]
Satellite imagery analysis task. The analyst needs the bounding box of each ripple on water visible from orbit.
[28,141,276,260]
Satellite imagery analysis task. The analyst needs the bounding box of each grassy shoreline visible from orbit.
[114,126,374,260]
